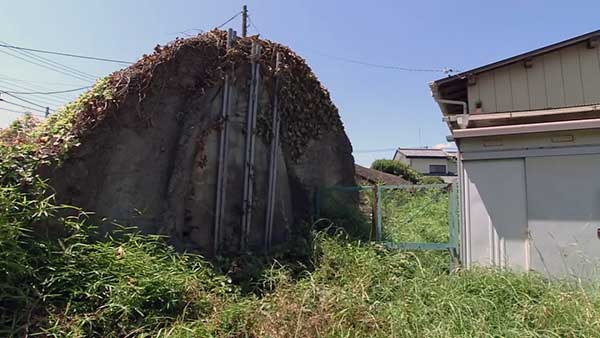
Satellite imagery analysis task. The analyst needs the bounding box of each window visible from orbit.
[429,164,446,175]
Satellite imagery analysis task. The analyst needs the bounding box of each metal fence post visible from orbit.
[376,185,383,241]
[370,185,378,241]
[448,183,460,270]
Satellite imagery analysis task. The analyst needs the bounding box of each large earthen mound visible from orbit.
[41,30,355,255]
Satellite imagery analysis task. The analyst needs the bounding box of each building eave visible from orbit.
[433,29,600,87]
[452,118,600,139]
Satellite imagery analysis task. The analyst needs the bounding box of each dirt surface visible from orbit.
[46,31,355,255]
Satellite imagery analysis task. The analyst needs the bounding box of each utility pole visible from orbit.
[45,107,49,118]
[241,5,248,37]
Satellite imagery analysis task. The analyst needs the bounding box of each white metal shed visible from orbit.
[431,30,600,278]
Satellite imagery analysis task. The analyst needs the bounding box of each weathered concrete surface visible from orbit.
[47,38,355,255]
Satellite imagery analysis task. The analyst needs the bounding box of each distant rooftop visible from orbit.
[396,148,456,158]
[355,164,409,185]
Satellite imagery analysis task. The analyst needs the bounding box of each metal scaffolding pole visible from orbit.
[264,52,282,250]
[241,42,261,251]
[213,29,235,255]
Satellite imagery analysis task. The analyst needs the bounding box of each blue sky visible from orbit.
[0,1,599,165]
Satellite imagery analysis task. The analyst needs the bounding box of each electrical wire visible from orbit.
[240,14,458,73]
[0,86,91,95]
[0,77,79,101]
[352,148,398,154]
[215,11,242,29]
[0,43,133,64]
[170,28,204,37]
[0,48,93,83]
[0,42,96,81]
[0,73,85,87]
[0,107,45,117]
[0,90,61,108]
[307,50,450,73]
[172,10,243,37]
[0,40,98,81]
[0,99,48,114]
[0,81,71,105]
[247,15,261,35]
[1,92,55,111]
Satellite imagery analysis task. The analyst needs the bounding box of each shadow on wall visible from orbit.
[465,154,600,278]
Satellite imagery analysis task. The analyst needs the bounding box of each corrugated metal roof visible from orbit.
[396,148,452,158]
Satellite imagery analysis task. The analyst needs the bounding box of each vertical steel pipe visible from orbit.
[213,29,235,255]
[241,42,261,251]
[264,53,282,250]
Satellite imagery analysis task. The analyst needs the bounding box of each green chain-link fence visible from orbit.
[315,183,460,265]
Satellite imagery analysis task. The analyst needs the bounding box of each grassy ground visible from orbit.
[2,150,600,337]
[380,187,449,243]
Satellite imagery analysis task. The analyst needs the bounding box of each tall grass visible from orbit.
[2,130,600,336]
[380,188,449,243]
[3,199,600,336]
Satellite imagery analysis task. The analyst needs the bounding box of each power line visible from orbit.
[307,50,452,73]
[215,11,242,29]
[0,81,71,105]
[0,99,48,114]
[0,48,93,83]
[0,41,97,81]
[0,77,80,101]
[0,73,85,87]
[240,11,457,73]
[247,15,260,35]
[0,89,61,108]
[353,148,398,154]
[171,10,241,37]
[0,92,55,111]
[170,28,204,37]
[0,43,133,64]
[0,40,98,82]
[0,86,91,95]
[0,107,45,117]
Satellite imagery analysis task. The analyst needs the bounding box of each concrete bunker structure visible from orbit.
[46,30,356,256]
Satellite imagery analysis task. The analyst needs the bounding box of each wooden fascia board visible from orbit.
[446,104,600,123]
[452,118,600,138]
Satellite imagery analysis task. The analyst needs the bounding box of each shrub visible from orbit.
[371,159,421,183]
[419,175,445,184]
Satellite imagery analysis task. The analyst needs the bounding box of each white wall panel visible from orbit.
[579,43,600,104]
[463,159,528,269]
[526,56,548,110]
[509,63,530,110]
[478,71,497,113]
[560,46,584,106]
[467,82,480,114]
[526,154,600,278]
[466,42,600,113]
[543,51,566,108]
[494,68,513,112]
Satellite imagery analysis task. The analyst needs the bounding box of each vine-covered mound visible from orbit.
[10,30,355,255]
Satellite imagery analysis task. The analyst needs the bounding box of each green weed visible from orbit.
[2,113,600,337]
